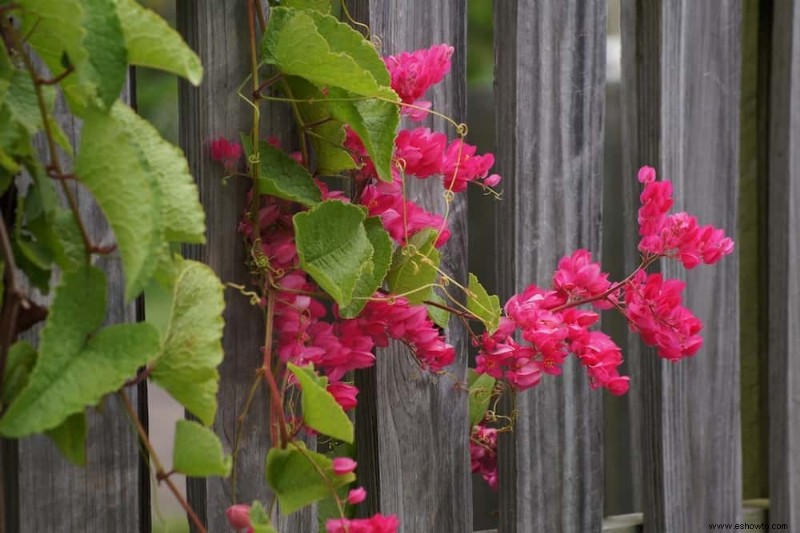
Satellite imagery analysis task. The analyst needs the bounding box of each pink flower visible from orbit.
[209,137,243,171]
[470,424,498,490]
[552,249,611,305]
[332,457,357,476]
[326,514,400,533]
[347,487,367,505]
[384,44,453,107]
[442,139,498,192]
[394,127,447,178]
[226,504,252,530]
[327,381,359,411]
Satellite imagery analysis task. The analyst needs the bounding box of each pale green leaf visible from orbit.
[112,103,205,243]
[241,137,321,206]
[386,229,440,304]
[172,420,231,477]
[282,0,332,13]
[81,0,128,109]
[249,501,279,533]
[293,201,373,306]
[262,7,394,98]
[328,88,399,183]
[2,341,37,405]
[0,266,160,436]
[266,442,355,515]
[425,291,451,330]
[466,273,501,334]
[288,363,353,443]
[339,217,392,318]
[467,369,496,427]
[6,70,43,135]
[45,412,87,466]
[117,0,203,85]
[150,259,225,426]
[76,107,162,300]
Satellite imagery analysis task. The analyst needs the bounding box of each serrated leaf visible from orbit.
[249,501,279,533]
[45,412,87,466]
[81,0,128,109]
[76,107,162,300]
[241,137,321,206]
[172,420,231,477]
[467,369,496,427]
[282,0,332,13]
[266,442,355,515]
[288,363,353,443]
[262,7,394,99]
[117,0,203,85]
[2,341,37,405]
[113,103,205,243]
[466,273,501,334]
[293,201,373,306]
[339,217,392,318]
[0,266,160,437]
[328,88,399,183]
[425,291,451,330]
[150,259,225,426]
[386,229,440,304]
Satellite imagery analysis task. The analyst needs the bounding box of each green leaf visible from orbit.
[386,229,441,305]
[466,273,502,334]
[0,45,13,108]
[293,201,373,307]
[116,0,203,85]
[288,363,353,443]
[262,7,394,98]
[172,420,232,477]
[150,259,225,426]
[339,217,392,318]
[76,108,163,299]
[467,369,496,427]
[241,138,322,206]
[0,266,160,437]
[265,442,355,515]
[112,103,205,243]
[81,0,128,109]
[249,501,279,533]
[425,291,451,330]
[45,412,87,466]
[328,88,399,183]
[2,341,37,405]
[6,70,44,135]
[282,0,332,13]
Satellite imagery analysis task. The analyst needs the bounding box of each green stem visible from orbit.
[231,369,263,503]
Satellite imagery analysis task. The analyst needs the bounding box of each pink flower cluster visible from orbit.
[637,166,734,268]
[470,424,498,490]
[326,514,400,533]
[209,137,243,172]
[384,44,453,120]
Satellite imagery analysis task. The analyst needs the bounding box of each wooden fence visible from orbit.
[2,0,799,532]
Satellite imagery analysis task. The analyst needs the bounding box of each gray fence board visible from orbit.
[349,1,471,531]
[767,0,800,528]
[494,1,607,531]
[177,2,312,531]
[620,1,742,530]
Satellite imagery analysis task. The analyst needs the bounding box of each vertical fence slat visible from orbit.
[349,1,470,531]
[8,83,144,531]
[620,1,742,530]
[767,0,800,527]
[494,1,607,531]
[177,3,312,531]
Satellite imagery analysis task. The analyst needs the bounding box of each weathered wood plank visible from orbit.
[177,3,311,531]
[620,1,742,530]
[767,0,800,528]
[349,1,471,531]
[7,80,146,532]
[493,1,606,531]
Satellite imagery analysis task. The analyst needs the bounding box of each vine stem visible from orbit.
[0,216,21,400]
[231,369,263,503]
[117,391,207,533]
[262,289,289,447]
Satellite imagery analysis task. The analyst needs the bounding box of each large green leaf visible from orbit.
[282,0,332,13]
[328,88,399,183]
[0,266,160,437]
[113,103,205,243]
[2,341,37,405]
[339,217,392,318]
[466,273,502,334]
[116,0,202,85]
[81,0,128,109]
[262,7,394,99]
[150,259,225,426]
[172,420,231,477]
[266,442,355,515]
[45,413,87,466]
[467,369,496,427]
[76,108,163,300]
[241,137,322,206]
[288,364,353,443]
[293,201,373,307]
[386,229,441,304]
